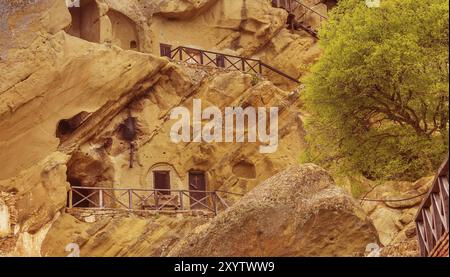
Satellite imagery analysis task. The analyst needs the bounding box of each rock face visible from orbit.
[151,0,220,18]
[60,0,322,89]
[0,191,18,255]
[41,212,207,257]
[148,0,287,55]
[0,27,168,245]
[0,0,167,255]
[168,165,379,257]
[0,198,11,237]
[0,0,312,256]
[255,29,321,88]
[79,66,306,200]
[1,0,396,258]
[360,177,434,256]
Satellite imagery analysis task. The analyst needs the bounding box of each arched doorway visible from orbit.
[65,0,101,43]
[107,10,140,50]
[66,150,115,209]
[67,178,94,208]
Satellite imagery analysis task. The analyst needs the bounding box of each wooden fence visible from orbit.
[67,186,241,216]
[160,44,300,84]
[415,157,449,256]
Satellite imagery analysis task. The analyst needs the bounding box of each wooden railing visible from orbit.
[415,157,449,256]
[67,186,241,216]
[160,44,300,84]
[272,0,328,38]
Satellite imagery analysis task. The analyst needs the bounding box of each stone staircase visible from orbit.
[271,0,328,39]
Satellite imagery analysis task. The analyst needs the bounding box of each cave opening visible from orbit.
[232,160,257,179]
[56,111,90,141]
[118,115,137,168]
[65,149,115,209]
[107,10,140,51]
[67,178,95,208]
[65,0,101,43]
[56,120,75,138]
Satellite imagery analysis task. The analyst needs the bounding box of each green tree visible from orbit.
[301,0,449,180]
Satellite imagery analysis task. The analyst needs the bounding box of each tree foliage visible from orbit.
[301,0,449,180]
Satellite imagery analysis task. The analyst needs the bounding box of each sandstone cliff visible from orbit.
[0,0,311,256]
[41,212,208,257]
[0,0,420,258]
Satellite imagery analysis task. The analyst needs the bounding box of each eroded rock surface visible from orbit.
[0,0,311,256]
[0,0,401,258]
[41,212,207,257]
[361,177,433,256]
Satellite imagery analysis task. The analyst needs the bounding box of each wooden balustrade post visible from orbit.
[179,48,183,61]
[68,189,73,208]
[200,51,204,65]
[179,191,184,211]
[212,192,218,216]
[99,189,104,208]
[154,191,159,210]
[418,225,426,257]
[415,157,449,256]
[242,59,246,71]
[128,189,133,210]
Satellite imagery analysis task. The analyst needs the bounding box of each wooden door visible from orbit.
[216,54,225,68]
[160,44,172,58]
[188,172,207,210]
[153,171,170,195]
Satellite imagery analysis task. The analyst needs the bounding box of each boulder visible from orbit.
[380,222,420,257]
[168,164,379,257]
[369,207,402,246]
